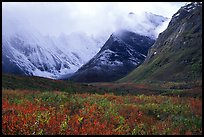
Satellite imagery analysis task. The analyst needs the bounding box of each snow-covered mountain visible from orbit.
[2,13,105,79]
[69,29,155,82]
[2,10,168,79]
[3,33,104,79]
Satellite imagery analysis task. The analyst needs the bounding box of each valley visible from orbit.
[2,2,202,135]
[2,73,202,135]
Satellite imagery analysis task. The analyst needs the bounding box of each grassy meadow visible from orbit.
[2,74,202,135]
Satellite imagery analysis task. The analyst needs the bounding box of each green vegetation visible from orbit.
[2,73,202,98]
[119,43,202,83]
[118,6,202,84]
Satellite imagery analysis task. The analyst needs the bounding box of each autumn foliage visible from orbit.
[2,89,202,135]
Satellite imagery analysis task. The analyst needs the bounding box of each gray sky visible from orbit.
[3,2,186,37]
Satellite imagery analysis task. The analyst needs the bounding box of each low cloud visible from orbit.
[3,2,186,38]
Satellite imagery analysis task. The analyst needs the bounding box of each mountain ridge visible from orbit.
[119,2,202,83]
[69,29,155,82]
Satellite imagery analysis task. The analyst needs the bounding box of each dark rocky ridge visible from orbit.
[70,30,155,82]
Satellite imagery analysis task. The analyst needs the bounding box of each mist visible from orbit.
[2,2,186,38]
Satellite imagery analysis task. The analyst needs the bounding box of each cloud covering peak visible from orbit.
[3,2,186,38]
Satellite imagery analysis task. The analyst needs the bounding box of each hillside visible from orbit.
[119,2,202,83]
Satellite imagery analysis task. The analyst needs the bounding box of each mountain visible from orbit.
[119,2,202,83]
[69,12,168,83]
[2,9,167,79]
[69,29,155,82]
[2,13,105,79]
[2,32,104,79]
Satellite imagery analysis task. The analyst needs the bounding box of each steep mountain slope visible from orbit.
[70,30,155,82]
[119,2,202,83]
[2,13,104,79]
[2,33,103,79]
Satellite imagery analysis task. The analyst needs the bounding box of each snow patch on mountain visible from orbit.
[2,13,105,79]
[69,30,156,82]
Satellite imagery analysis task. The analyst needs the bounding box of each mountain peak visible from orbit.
[69,30,155,82]
[170,2,202,26]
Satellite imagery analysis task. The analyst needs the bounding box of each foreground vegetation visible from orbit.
[2,89,202,135]
[2,73,202,135]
